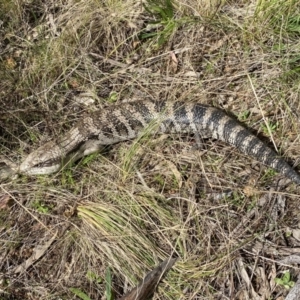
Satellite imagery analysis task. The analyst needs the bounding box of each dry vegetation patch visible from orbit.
[1,0,300,299]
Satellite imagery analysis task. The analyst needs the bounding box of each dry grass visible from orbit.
[1,0,300,299]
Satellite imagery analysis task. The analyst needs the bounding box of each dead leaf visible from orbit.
[169,51,178,73]
[291,228,300,242]
[5,57,17,69]
[119,257,177,300]
[0,194,12,209]
[14,231,58,274]
[243,185,260,197]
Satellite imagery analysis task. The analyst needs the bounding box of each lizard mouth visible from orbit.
[24,163,61,175]
[20,158,62,174]
[35,159,62,168]
[31,146,86,172]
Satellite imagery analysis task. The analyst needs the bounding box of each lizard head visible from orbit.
[19,141,63,175]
